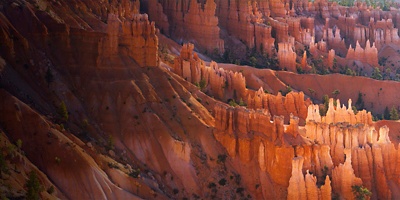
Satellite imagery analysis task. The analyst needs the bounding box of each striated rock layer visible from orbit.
[147,0,224,54]
[173,43,310,123]
[213,96,399,199]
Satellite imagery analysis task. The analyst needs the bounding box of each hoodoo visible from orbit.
[2,0,400,199]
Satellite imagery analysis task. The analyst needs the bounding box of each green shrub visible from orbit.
[351,185,371,200]
[25,171,43,200]
[58,101,68,122]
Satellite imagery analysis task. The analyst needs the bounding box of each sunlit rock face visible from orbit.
[3,0,400,199]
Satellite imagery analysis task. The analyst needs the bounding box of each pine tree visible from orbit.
[238,98,246,106]
[25,171,43,200]
[45,68,54,87]
[319,95,330,116]
[58,101,68,122]
[355,92,364,110]
[371,67,383,80]
[390,106,399,120]
[384,106,390,120]
[332,89,340,99]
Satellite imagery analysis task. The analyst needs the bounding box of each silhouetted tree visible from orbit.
[384,106,390,120]
[45,68,54,87]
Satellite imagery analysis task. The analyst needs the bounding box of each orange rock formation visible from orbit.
[173,43,247,101]
[213,95,399,199]
[174,43,310,123]
[278,42,297,72]
[346,40,379,67]
[147,0,224,54]
[4,0,400,199]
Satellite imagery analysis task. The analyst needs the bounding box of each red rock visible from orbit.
[147,0,169,35]
[270,18,289,43]
[287,157,307,200]
[278,42,297,72]
[332,149,363,199]
[346,40,378,67]
[269,0,287,17]
[287,156,332,200]
[327,49,335,70]
[148,0,224,54]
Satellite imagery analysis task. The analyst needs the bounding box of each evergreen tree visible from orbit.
[58,101,68,122]
[199,79,207,91]
[390,106,399,120]
[351,185,372,200]
[45,67,54,87]
[249,56,257,67]
[308,88,315,98]
[238,98,246,106]
[355,92,364,110]
[384,106,390,120]
[320,95,330,116]
[25,171,43,200]
[332,89,340,99]
[371,67,383,80]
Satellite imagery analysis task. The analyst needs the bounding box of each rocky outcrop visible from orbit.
[270,18,290,43]
[216,0,275,54]
[213,95,399,199]
[147,0,169,35]
[326,49,335,69]
[346,40,379,67]
[331,149,363,200]
[174,43,310,123]
[117,14,159,67]
[287,157,332,200]
[287,157,307,200]
[324,26,347,56]
[370,18,400,49]
[278,42,297,72]
[301,51,308,70]
[148,0,224,54]
[255,23,276,55]
[337,15,357,45]
[246,88,310,123]
[309,38,327,56]
[184,0,224,54]
[173,43,247,101]
[269,0,288,17]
